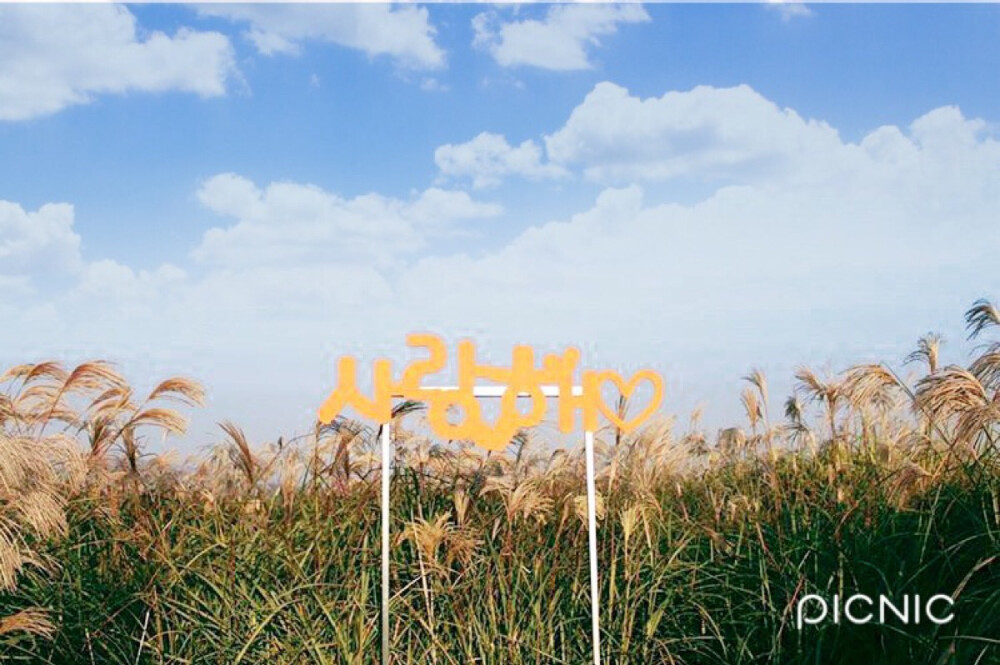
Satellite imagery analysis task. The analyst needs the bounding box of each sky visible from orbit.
[1,2,999,450]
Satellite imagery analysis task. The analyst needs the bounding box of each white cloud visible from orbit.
[74,260,186,302]
[0,201,82,276]
[544,82,844,184]
[401,101,1000,352]
[472,4,649,71]
[192,173,501,269]
[405,187,505,226]
[766,1,814,22]
[199,4,445,69]
[435,132,569,188]
[0,275,33,299]
[419,77,448,93]
[0,4,236,121]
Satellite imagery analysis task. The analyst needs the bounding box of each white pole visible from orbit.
[381,422,391,665]
[584,429,601,665]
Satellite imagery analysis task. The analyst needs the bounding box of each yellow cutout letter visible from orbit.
[317,334,664,451]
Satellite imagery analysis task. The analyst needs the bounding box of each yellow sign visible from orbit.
[318,334,664,451]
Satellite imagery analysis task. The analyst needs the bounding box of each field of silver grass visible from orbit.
[1,301,999,664]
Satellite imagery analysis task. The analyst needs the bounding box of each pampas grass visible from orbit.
[1,302,1000,664]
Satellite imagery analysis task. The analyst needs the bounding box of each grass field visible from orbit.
[2,302,1000,664]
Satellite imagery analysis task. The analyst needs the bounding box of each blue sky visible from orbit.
[1,3,999,449]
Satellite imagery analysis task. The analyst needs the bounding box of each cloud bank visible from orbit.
[5,82,999,439]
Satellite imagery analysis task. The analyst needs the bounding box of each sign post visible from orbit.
[379,386,600,665]
[584,428,601,665]
[380,422,392,663]
[319,335,663,665]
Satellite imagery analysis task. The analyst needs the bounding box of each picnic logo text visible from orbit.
[318,334,664,450]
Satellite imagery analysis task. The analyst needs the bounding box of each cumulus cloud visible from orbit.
[74,260,186,302]
[192,173,502,269]
[396,94,1000,392]
[199,4,445,69]
[766,1,814,21]
[0,200,82,277]
[402,101,1000,351]
[472,4,649,70]
[436,82,852,188]
[544,82,845,184]
[435,132,569,188]
[0,4,236,121]
[0,276,33,300]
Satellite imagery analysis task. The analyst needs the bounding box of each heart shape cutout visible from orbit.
[586,369,664,431]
